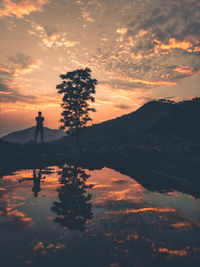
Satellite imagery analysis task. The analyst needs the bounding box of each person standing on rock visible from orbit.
[34,111,44,142]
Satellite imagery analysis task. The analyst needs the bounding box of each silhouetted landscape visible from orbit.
[1,98,200,188]
[1,126,65,143]
[1,94,200,267]
[1,1,200,266]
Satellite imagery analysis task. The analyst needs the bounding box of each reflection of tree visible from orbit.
[51,165,93,231]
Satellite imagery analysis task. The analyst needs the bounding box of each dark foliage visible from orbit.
[150,97,200,138]
[51,165,93,231]
[56,68,98,140]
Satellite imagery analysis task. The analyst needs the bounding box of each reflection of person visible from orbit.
[34,111,44,142]
[32,169,42,198]
[18,169,45,197]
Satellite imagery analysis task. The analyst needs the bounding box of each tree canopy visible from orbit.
[56,68,98,138]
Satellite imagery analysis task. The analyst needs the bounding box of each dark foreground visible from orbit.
[0,162,200,267]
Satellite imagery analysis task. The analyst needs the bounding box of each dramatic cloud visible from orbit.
[0,0,200,135]
[116,28,128,36]
[154,37,200,54]
[0,0,48,18]
[0,53,42,104]
[82,11,94,22]
[93,0,200,88]
[8,53,42,75]
[28,21,79,48]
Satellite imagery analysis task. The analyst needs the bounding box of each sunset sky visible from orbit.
[0,0,200,136]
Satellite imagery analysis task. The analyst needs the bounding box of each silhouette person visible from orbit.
[34,111,44,142]
[32,169,42,198]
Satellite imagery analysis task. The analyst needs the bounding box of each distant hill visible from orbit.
[66,99,174,143]
[59,97,200,144]
[2,98,200,146]
[1,127,66,144]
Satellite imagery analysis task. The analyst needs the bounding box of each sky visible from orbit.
[0,0,200,136]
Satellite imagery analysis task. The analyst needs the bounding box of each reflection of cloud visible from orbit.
[3,209,34,228]
[158,247,188,258]
[172,221,200,231]
[33,241,67,255]
[87,167,146,206]
[108,207,176,215]
[0,0,48,18]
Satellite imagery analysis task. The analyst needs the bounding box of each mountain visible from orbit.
[150,97,200,138]
[61,99,174,144]
[4,98,199,146]
[1,127,66,144]
[59,97,200,145]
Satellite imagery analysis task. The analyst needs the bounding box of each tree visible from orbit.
[56,68,98,144]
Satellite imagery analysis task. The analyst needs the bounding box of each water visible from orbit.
[0,165,200,267]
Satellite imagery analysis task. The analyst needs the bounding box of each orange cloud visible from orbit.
[138,29,148,37]
[117,75,177,86]
[14,59,42,76]
[29,22,79,48]
[0,58,41,79]
[0,65,13,73]
[154,36,200,53]
[0,91,12,95]
[173,65,200,75]
[126,36,135,45]
[116,28,128,35]
[82,12,94,22]
[0,0,47,18]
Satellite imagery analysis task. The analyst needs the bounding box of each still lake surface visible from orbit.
[0,164,200,267]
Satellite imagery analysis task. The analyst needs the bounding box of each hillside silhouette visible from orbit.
[1,127,65,143]
[0,98,200,183]
[150,97,200,138]
[58,98,200,145]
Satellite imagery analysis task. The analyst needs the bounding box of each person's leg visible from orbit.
[34,127,39,142]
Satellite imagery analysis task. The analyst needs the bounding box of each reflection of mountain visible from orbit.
[51,165,93,231]
[77,157,200,199]
[109,160,200,198]
[1,127,65,143]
